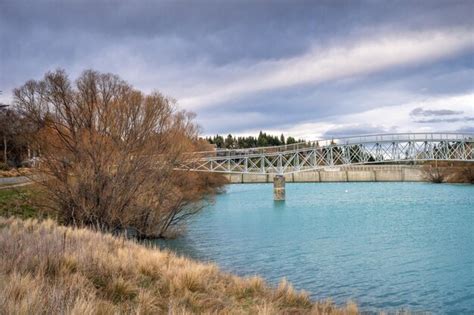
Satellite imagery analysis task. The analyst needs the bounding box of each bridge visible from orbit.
[178,133,474,200]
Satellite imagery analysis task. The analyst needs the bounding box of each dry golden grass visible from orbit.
[0,167,33,178]
[0,217,358,315]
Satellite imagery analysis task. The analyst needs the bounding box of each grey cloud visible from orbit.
[414,117,474,123]
[197,60,473,134]
[321,126,389,138]
[1,0,473,67]
[457,126,474,133]
[410,107,464,117]
[1,0,473,135]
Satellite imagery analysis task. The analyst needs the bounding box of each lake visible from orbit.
[156,182,474,314]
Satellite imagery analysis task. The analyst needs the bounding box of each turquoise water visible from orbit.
[157,183,474,314]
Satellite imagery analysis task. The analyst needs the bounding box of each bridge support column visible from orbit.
[273,175,285,201]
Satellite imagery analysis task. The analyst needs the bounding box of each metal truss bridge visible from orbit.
[178,133,474,176]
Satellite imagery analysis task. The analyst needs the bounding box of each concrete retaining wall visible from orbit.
[293,171,320,182]
[374,170,403,182]
[225,165,425,183]
[347,171,375,182]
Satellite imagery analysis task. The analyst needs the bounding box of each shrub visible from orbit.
[450,166,474,184]
[421,165,446,183]
[14,69,226,238]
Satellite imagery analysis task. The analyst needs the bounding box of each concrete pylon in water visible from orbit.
[273,175,285,201]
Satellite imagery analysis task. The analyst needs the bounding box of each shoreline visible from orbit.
[0,217,358,314]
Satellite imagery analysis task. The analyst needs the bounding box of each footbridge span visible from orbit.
[178,133,474,200]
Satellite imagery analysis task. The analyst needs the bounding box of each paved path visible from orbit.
[0,176,30,185]
[0,176,33,190]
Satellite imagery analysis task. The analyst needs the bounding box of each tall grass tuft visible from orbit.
[0,217,358,314]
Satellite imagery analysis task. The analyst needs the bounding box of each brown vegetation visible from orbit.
[13,69,226,238]
[0,167,33,178]
[0,217,358,314]
[421,161,474,184]
[421,165,446,183]
[451,165,474,184]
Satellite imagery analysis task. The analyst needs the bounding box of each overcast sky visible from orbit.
[1,0,473,139]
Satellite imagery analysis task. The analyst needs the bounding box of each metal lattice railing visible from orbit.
[177,133,474,175]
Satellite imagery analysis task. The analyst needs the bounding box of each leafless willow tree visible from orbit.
[13,69,226,238]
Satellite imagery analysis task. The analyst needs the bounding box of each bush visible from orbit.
[421,165,446,183]
[0,162,9,171]
[461,167,474,184]
[421,162,474,184]
[450,166,474,184]
[14,69,226,238]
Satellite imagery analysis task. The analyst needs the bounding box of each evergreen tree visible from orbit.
[224,134,235,149]
[286,136,296,145]
[280,134,285,145]
[205,131,304,149]
[214,134,224,148]
[257,131,268,147]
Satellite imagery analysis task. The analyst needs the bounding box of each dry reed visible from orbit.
[0,217,358,314]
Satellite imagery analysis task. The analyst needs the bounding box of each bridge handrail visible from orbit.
[185,132,474,159]
[326,132,474,145]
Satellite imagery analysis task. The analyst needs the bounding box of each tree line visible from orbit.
[0,105,38,169]
[205,131,306,149]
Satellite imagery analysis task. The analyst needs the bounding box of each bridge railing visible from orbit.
[328,132,473,145]
[184,132,474,160]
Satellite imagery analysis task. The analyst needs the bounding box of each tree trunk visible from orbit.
[3,135,7,164]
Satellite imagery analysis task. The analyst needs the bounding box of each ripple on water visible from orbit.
[155,182,474,314]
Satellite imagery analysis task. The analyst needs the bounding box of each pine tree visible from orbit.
[280,134,285,145]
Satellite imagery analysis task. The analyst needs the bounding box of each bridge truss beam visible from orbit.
[178,133,474,175]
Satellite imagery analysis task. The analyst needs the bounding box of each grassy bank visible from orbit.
[0,187,44,219]
[0,217,357,314]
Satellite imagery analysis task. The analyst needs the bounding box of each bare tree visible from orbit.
[0,104,10,164]
[14,69,226,238]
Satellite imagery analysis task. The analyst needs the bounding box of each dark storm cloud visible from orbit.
[2,0,472,64]
[2,0,473,74]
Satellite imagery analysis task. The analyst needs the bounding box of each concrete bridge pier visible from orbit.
[273,175,285,201]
